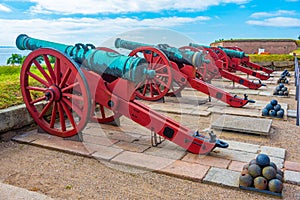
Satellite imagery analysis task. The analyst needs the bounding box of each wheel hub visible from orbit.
[45,85,61,101]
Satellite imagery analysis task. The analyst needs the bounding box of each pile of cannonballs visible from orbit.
[277,69,290,84]
[239,153,283,194]
[273,83,289,96]
[261,99,284,118]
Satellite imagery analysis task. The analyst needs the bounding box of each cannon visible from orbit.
[16,34,228,154]
[115,38,254,107]
[189,43,273,81]
[179,45,266,90]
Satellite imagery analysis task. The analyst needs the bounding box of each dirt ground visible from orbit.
[0,141,299,200]
[0,87,299,199]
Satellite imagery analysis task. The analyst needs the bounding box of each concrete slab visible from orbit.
[259,145,286,159]
[159,160,210,181]
[0,182,53,200]
[111,151,175,171]
[211,115,272,135]
[227,140,260,154]
[89,144,123,161]
[287,110,297,118]
[284,170,300,185]
[203,167,240,187]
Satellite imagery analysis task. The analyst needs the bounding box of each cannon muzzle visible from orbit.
[115,38,210,68]
[16,34,155,83]
[189,43,246,59]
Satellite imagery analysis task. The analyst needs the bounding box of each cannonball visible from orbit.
[256,154,270,167]
[268,179,283,193]
[254,176,268,190]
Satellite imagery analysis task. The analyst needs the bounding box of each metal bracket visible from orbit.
[151,131,164,147]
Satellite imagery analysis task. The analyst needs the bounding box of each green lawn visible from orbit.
[0,66,23,109]
[248,54,296,62]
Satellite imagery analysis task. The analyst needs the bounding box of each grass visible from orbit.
[0,65,23,109]
[248,54,296,62]
[0,65,43,109]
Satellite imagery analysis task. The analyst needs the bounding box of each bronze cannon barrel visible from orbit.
[16,34,155,83]
[115,38,210,68]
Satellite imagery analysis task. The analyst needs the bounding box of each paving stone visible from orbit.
[112,141,150,153]
[210,148,257,163]
[182,153,231,169]
[105,131,141,143]
[258,91,272,96]
[207,106,261,118]
[268,156,285,169]
[159,160,210,181]
[144,146,186,160]
[259,145,286,159]
[284,170,300,185]
[228,161,248,172]
[89,144,123,161]
[83,134,119,146]
[203,167,240,187]
[285,161,300,172]
[12,130,41,143]
[287,110,297,118]
[32,135,91,156]
[111,151,175,171]
[227,140,260,154]
[211,115,272,135]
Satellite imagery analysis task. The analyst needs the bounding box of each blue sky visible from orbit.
[0,0,299,47]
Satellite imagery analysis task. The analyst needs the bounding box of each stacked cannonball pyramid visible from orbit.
[261,99,284,118]
[239,154,283,194]
[277,69,290,84]
[273,83,289,96]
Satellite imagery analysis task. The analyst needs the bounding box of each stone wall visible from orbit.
[211,39,297,54]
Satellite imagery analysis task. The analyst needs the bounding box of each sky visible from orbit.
[0,0,299,48]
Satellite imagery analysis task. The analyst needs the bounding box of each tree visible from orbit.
[6,53,23,66]
[298,35,300,40]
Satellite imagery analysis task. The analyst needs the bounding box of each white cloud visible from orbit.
[285,0,298,2]
[28,0,250,14]
[0,4,11,12]
[0,16,210,45]
[250,10,296,18]
[246,17,300,27]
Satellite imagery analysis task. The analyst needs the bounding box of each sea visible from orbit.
[0,46,30,66]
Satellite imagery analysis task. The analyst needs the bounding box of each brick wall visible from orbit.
[211,40,297,54]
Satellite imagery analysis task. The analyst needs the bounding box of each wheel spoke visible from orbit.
[153,77,168,88]
[60,100,76,129]
[30,96,46,105]
[61,82,79,93]
[154,84,162,95]
[33,59,53,84]
[62,97,83,118]
[43,55,56,83]
[27,71,50,87]
[26,86,46,92]
[153,65,167,72]
[59,68,71,88]
[62,93,84,102]
[57,102,66,132]
[155,73,169,77]
[38,101,53,119]
[99,105,106,118]
[55,58,61,85]
[149,83,154,97]
[50,101,57,128]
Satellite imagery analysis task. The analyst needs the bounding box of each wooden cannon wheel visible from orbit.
[20,48,91,137]
[210,47,230,70]
[129,46,173,101]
